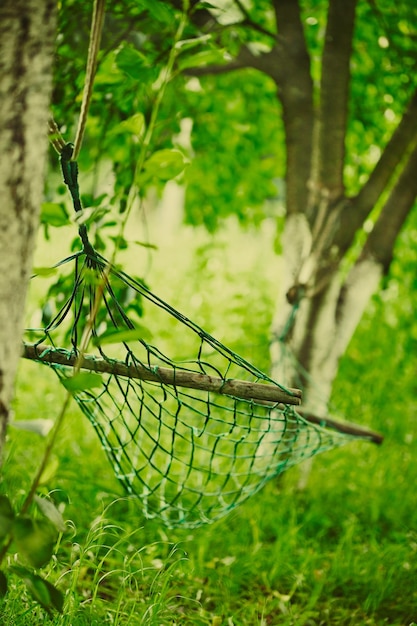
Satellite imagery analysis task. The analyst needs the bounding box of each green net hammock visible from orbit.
[23,247,382,528]
[21,143,381,528]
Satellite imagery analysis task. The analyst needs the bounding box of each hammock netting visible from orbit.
[19,139,382,528]
[23,245,372,528]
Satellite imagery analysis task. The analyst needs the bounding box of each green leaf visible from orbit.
[112,113,146,138]
[82,267,105,287]
[140,149,188,184]
[39,457,59,486]
[13,517,58,568]
[139,0,174,23]
[116,45,147,80]
[178,49,228,71]
[73,205,110,226]
[134,240,158,250]
[32,266,59,278]
[0,571,7,598]
[34,496,66,534]
[61,372,102,392]
[0,496,14,541]
[93,327,152,346]
[44,578,64,613]
[11,566,48,607]
[40,203,70,227]
[10,566,64,613]
[109,235,129,249]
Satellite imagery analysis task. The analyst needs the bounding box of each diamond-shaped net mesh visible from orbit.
[20,139,382,528]
[23,249,361,528]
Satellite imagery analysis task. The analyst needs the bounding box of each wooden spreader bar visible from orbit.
[22,344,384,443]
[22,344,302,406]
[296,408,384,445]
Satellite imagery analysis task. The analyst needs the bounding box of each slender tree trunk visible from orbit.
[0,0,56,463]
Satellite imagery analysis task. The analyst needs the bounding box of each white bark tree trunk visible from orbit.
[0,0,56,461]
[269,212,385,487]
[271,213,384,414]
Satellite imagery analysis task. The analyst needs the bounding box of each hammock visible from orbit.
[22,143,382,528]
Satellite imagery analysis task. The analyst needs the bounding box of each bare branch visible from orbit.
[23,344,385,442]
[183,60,246,77]
[317,0,357,197]
[183,44,258,76]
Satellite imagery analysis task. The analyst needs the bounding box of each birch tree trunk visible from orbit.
[0,0,56,462]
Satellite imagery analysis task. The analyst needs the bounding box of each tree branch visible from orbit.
[183,44,259,76]
[233,0,277,40]
[317,0,357,198]
[181,0,314,218]
[361,137,417,272]
[333,138,417,359]
[356,87,417,215]
[297,408,383,445]
[335,86,417,256]
[22,344,384,443]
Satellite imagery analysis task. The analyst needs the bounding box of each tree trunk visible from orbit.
[270,149,417,416]
[269,0,417,422]
[0,0,56,462]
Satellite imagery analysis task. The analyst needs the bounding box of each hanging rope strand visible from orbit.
[72,0,105,161]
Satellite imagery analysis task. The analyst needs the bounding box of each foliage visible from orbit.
[345,0,417,193]
[47,0,417,269]
[182,70,284,230]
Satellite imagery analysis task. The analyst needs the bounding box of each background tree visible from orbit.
[0,0,56,460]
[170,0,417,414]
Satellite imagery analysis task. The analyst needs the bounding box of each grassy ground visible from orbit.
[1,215,416,625]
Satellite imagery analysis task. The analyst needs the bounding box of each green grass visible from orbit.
[1,216,417,624]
